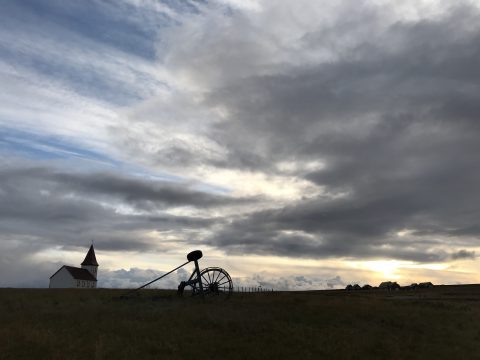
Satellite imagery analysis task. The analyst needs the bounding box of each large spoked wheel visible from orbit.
[197,267,233,299]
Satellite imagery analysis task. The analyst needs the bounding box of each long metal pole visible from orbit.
[123,261,190,296]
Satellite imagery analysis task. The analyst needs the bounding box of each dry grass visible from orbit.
[1,285,480,359]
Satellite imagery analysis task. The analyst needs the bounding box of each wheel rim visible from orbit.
[198,267,233,299]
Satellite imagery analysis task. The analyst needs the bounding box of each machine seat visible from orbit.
[187,250,203,262]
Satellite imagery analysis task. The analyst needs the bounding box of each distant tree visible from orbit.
[418,282,434,288]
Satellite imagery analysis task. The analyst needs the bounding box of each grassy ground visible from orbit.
[1,286,480,359]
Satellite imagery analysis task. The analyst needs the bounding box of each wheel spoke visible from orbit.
[214,270,222,283]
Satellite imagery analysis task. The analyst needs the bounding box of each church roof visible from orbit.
[49,266,97,281]
[65,266,97,281]
[81,244,98,266]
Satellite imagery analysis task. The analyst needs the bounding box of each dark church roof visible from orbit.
[65,266,97,281]
[49,266,97,281]
[81,244,98,266]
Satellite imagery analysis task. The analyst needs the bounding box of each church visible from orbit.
[49,244,99,288]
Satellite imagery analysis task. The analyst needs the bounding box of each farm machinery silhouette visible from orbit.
[123,250,233,299]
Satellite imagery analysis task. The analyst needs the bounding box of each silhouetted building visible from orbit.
[379,281,400,290]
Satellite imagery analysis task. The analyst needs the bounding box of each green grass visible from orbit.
[1,286,480,359]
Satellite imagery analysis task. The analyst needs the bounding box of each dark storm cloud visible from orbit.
[205,204,452,263]
[0,166,248,210]
[194,3,480,261]
[0,164,235,252]
[54,171,253,209]
[208,8,480,168]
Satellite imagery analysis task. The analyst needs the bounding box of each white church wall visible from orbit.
[49,267,75,288]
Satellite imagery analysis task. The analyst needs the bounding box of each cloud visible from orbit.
[0,162,258,261]
[451,250,476,261]
[0,236,62,287]
[126,0,480,263]
[0,163,251,210]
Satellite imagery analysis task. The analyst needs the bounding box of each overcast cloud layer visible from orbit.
[1,0,480,288]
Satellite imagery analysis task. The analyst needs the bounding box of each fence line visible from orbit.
[233,286,275,293]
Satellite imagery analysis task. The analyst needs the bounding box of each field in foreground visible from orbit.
[1,285,480,359]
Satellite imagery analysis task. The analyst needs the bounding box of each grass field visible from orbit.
[1,285,480,359]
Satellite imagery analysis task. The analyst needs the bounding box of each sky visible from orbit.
[1,0,480,290]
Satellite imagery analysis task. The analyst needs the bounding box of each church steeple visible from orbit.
[81,244,98,279]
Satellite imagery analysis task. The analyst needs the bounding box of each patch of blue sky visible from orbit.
[0,126,192,186]
[1,0,207,60]
[0,28,167,106]
[0,127,120,166]
[0,46,149,107]
[1,0,168,61]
